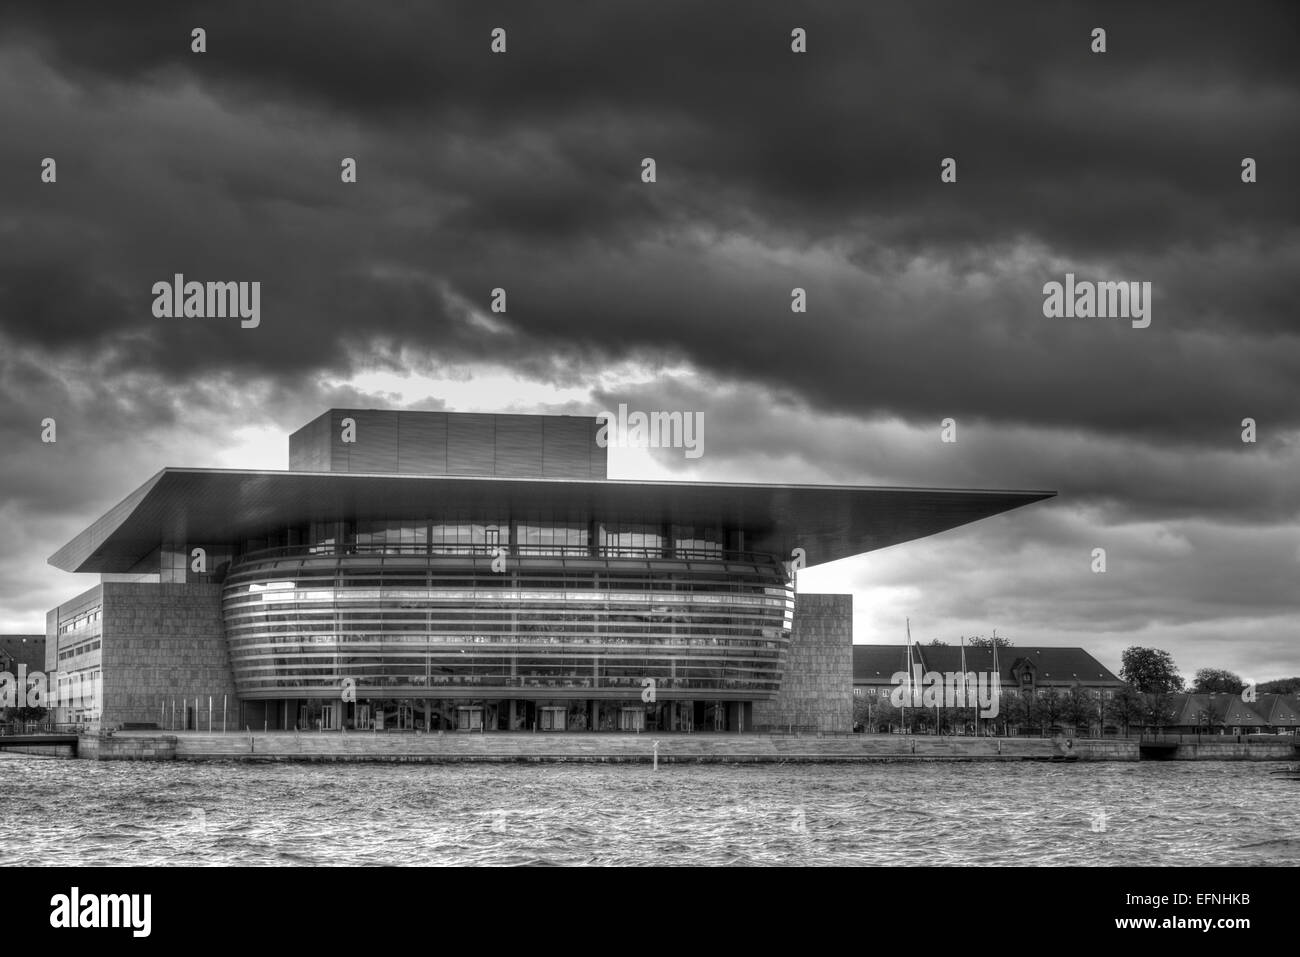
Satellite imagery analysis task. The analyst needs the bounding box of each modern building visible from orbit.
[45,409,1053,734]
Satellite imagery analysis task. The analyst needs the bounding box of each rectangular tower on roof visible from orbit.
[288,409,607,479]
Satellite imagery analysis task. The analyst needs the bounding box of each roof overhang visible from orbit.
[48,468,1055,573]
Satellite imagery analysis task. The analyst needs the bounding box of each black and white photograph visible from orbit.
[0,0,1295,932]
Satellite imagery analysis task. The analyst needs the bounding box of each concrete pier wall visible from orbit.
[1168,741,1296,760]
[78,733,177,761]
[64,731,1297,764]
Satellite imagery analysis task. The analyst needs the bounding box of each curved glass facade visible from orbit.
[222,540,794,731]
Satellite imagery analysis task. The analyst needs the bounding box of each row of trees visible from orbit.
[853,645,1191,736]
[925,635,1012,648]
[1187,670,1299,695]
[1121,647,1299,696]
[0,705,50,733]
[853,684,1182,737]
[922,641,1292,697]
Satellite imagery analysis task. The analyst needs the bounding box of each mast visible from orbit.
[908,619,937,735]
[960,634,969,735]
[992,631,1001,736]
[902,618,912,732]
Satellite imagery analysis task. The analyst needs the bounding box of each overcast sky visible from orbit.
[0,1,1296,683]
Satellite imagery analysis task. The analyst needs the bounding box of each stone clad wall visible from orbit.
[78,734,177,761]
[100,583,235,730]
[77,731,1291,763]
[288,409,606,479]
[1071,739,1139,761]
[1170,741,1296,760]
[753,593,853,733]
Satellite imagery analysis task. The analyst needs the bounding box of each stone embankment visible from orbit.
[71,731,1296,763]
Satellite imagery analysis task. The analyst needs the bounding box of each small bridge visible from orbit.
[1137,732,1300,760]
[0,734,79,756]
[1137,733,1189,759]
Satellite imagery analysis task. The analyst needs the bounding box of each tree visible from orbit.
[852,695,872,731]
[1192,668,1245,694]
[1259,677,1300,694]
[874,697,900,732]
[1193,704,1224,734]
[12,705,48,727]
[927,639,949,646]
[1146,690,1181,732]
[853,693,899,732]
[1037,689,1065,735]
[1106,686,1147,735]
[1003,691,1030,734]
[1062,684,1095,734]
[952,701,977,736]
[968,635,1013,648]
[1119,647,1184,694]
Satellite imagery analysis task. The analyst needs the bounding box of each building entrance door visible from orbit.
[707,702,726,731]
[321,703,337,730]
[457,707,483,731]
[619,708,644,731]
[540,707,566,731]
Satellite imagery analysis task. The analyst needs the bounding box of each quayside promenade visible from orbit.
[68,731,1300,763]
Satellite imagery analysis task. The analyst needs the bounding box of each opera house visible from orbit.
[45,409,1052,734]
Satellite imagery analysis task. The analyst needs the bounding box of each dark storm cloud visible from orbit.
[1,0,1296,447]
[1,1,1296,660]
[592,374,1300,523]
[0,334,415,627]
[8,0,1295,255]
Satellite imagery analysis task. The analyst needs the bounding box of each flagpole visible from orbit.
[992,634,1001,737]
[909,618,916,720]
[904,621,915,733]
[905,618,913,734]
[961,635,968,735]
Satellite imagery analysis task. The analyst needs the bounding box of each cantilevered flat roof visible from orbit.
[48,468,1054,573]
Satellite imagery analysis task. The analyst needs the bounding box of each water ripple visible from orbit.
[0,756,1296,865]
